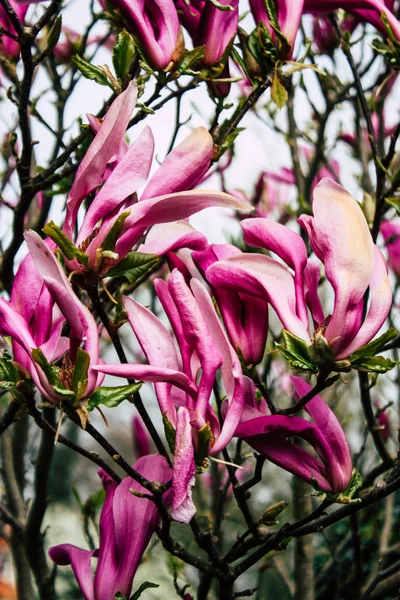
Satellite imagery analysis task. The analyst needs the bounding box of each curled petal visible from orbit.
[299,178,374,355]
[142,127,213,199]
[207,254,309,341]
[291,376,352,492]
[336,246,392,359]
[64,82,137,239]
[48,545,95,600]
[242,218,308,327]
[171,407,196,523]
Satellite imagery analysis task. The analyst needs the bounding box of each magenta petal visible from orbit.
[336,246,392,359]
[132,415,151,458]
[64,82,137,239]
[122,295,182,423]
[299,179,374,355]
[381,219,400,276]
[92,363,197,396]
[190,279,244,454]
[171,407,196,523]
[138,221,207,255]
[168,270,223,420]
[77,126,155,245]
[303,260,325,328]
[48,545,95,600]
[142,127,213,199]
[242,218,309,327]
[207,254,309,341]
[93,470,119,599]
[291,376,352,492]
[11,252,53,346]
[112,455,172,597]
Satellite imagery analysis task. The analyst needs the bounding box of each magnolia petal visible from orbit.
[93,470,119,600]
[138,221,207,255]
[303,260,325,328]
[77,126,155,245]
[291,376,352,492]
[171,407,196,523]
[64,82,137,239]
[242,218,308,327]
[92,363,197,396]
[299,179,374,355]
[123,295,182,423]
[11,253,53,346]
[142,127,213,200]
[235,413,339,490]
[48,545,96,600]
[336,246,392,359]
[115,190,250,261]
[190,279,244,454]
[207,254,309,341]
[168,270,223,420]
[112,455,172,596]
[132,415,151,458]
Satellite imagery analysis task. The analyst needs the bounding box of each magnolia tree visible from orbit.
[1,0,400,599]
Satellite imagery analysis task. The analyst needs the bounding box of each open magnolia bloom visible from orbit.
[234,376,352,493]
[0,231,102,405]
[50,81,248,279]
[207,179,392,372]
[49,455,172,600]
[94,269,245,523]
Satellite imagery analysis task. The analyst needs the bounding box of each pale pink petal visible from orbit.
[171,407,196,523]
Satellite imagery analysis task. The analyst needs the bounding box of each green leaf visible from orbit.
[101,211,130,253]
[129,582,159,600]
[385,197,400,215]
[175,46,204,75]
[216,127,244,159]
[0,350,20,384]
[342,469,363,500]
[275,330,317,373]
[43,221,89,268]
[107,251,160,283]
[349,328,398,362]
[31,348,60,387]
[162,412,176,454]
[271,70,288,110]
[45,15,62,53]
[112,29,136,79]
[72,55,113,88]
[114,594,125,600]
[87,383,142,412]
[72,349,90,402]
[351,356,397,374]
[196,423,212,471]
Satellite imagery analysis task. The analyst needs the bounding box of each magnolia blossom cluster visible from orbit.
[2,0,400,86]
[0,70,395,597]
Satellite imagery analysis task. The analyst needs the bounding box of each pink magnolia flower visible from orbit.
[62,82,248,277]
[304,0,400,41]
[49,455,172,600]
[0,1,28,60]
[175,0,239,66]
[235,376,352,493]
[105,0,180,69]
[94,269,245,522]
[381,219,400,276]
[0,232,102,404]
[207,179,392,367]
[249,0,305,58]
